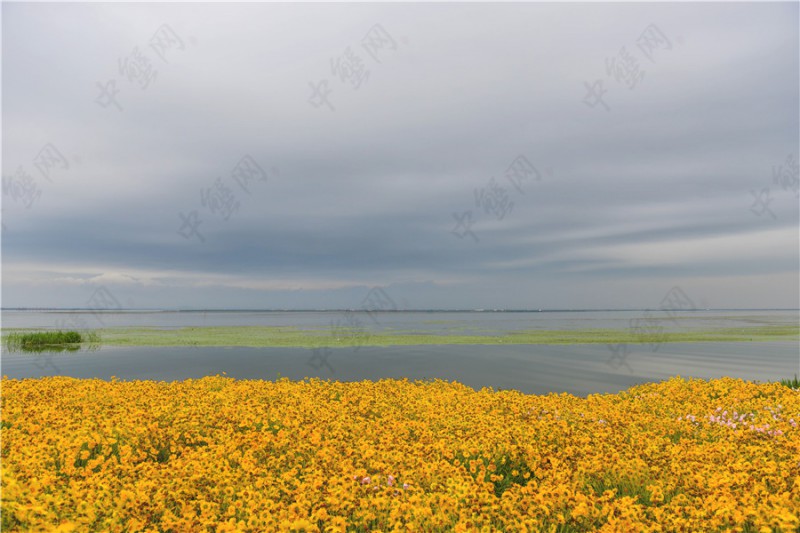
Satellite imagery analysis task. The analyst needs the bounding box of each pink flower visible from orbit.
[403,483,409,490]
[387,475,395,487]
[361,476,371,485]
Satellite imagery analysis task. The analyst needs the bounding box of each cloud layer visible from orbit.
[2,2,798,310]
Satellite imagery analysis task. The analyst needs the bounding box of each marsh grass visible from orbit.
[4,330,100,353]
[42,323,799,349]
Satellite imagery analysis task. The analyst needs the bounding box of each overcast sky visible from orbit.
[2,2,798,310]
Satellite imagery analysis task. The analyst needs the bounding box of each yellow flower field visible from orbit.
[1,375,798,532]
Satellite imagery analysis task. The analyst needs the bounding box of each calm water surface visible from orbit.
[3,309,799,333]
[2,342,797,397]
[2,310,797,395]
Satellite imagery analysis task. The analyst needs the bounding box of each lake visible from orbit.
[2,310,798,396]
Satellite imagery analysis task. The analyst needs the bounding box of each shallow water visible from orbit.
[2,309,799,335]
[2,342,797,396]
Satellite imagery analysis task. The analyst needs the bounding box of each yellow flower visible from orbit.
[1,375,798,532]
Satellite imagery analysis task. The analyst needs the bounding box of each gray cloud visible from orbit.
[2,2,798,310]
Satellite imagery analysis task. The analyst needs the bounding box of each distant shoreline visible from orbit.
[3,308,799,313]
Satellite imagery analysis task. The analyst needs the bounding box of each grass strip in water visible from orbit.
[3,323,792,348]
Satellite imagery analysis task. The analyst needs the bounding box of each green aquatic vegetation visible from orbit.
[3,330,100,353]
[3,323,792,349]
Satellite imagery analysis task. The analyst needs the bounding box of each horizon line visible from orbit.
[2,307,799,313]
